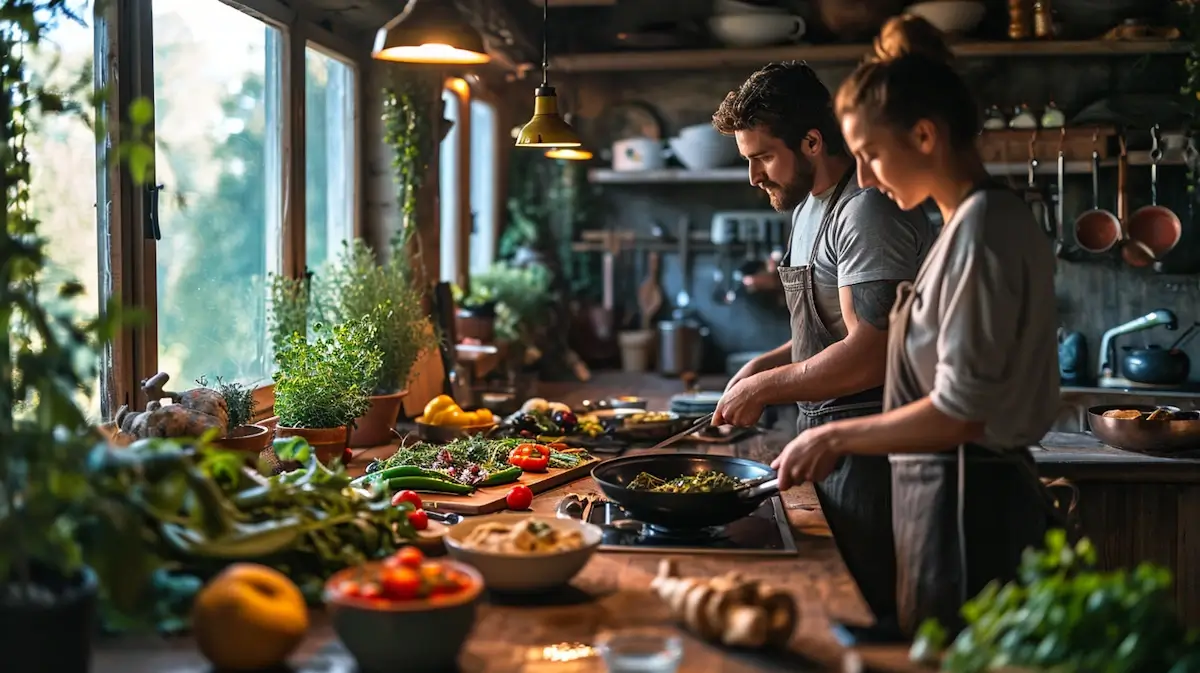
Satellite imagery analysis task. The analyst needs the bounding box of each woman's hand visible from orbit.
[771,422,847,488]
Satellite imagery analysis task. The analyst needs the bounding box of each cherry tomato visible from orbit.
[380,566,421,600]
[506,484,533,510]
[407,508,429,531]
[341,447,354,465]
[391,489,423,510]
[337,580,361,597]
[394,546,425,568]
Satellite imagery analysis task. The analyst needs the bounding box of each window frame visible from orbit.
[439,77,504,296]
[100,0,367,422]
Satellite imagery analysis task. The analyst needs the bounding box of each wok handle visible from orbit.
[741,477,780,500]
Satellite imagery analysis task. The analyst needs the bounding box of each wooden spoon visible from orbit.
[637,251,664,330]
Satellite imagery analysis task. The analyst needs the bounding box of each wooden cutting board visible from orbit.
[423,457,601,515]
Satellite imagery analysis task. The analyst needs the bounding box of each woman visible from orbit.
[770,15,1064,637]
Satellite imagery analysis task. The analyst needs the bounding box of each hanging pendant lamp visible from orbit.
[373,0,491,65]
[514,0,581,149]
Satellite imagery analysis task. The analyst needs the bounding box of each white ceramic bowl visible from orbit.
[443,514,602,594]
[905,1,986,35]
[714,0,788,15]
[668,134,741,170]
[708,13,806,47]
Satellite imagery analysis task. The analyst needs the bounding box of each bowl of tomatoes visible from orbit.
[324,547,483,671]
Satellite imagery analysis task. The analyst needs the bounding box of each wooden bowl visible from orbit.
[415,418,497,443]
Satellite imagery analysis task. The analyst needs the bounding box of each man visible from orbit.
[710,61,934,638]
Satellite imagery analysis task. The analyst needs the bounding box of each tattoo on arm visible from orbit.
[850,280,902,331]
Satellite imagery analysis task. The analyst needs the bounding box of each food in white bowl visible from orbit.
[445,513,602,593]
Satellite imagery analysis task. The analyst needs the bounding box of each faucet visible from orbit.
[1097,309,1178,378]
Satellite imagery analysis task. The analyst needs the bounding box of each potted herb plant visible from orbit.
[272,316,383,462]
[321,240,438,447]
[198,376,270,453]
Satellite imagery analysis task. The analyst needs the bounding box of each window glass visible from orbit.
[151,0,283,387]
[27,10,103,420]
[304,46,355,272]
[468,97,496,276]
[439,86,460,284]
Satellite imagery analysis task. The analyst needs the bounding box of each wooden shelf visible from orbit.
[550,39,1187,73]
[587,151,1183,185]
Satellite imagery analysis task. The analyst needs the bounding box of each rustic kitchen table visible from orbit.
[92,373,905,673]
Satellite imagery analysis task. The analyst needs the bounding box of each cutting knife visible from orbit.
[648,412,715,451]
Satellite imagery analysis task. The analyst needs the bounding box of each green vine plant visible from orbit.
[381,70,436,278]
[1178,0,1200,189]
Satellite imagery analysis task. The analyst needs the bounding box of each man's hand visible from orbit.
[723,358,761,395]
[770,422,847,489]
[713,376,766,427]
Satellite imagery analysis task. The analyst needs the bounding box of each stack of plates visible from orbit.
[669,390,723,417]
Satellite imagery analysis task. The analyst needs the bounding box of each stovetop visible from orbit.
[556,495,798,556]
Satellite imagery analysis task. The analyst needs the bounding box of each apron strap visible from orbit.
[781,166,855,267]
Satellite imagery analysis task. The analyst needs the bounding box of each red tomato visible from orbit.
[407,508,429,531]
[391,489,423,510]
[395,546,425,568]
[341,448,354,465]
[337,580,361,597]
[380,566,421,600]
[506,485,533,510]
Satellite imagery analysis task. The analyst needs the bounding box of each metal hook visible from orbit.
[1150,124,1163,163]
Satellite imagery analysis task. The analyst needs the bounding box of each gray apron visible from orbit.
[778,168,897,626]
[884,182,1064,638]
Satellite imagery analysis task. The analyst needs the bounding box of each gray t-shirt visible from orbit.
[901,188,1060,449]
[787,177,935,339]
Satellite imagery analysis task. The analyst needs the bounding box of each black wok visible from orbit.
[590,453,781,529]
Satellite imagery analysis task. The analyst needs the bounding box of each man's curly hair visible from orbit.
[711,61,846,156]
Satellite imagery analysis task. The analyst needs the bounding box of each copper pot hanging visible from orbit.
[1126,124,1182,261]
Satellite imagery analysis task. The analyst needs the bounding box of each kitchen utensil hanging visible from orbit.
[1073,130,1121,255]
[1127,124,1183,259]
[1116,132,1159,268]
[637,251,664,330]
[1022,136,1053,238]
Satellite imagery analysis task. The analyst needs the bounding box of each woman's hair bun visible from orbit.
[872,14,954,65]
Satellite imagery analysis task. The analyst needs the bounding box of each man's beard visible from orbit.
[762,155,815,213]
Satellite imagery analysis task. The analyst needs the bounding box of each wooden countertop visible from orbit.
[91,372,1199,672]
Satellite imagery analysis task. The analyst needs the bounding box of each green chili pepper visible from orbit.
[350,464,437,487]
[480,465,522,486]
[385,475,474,495]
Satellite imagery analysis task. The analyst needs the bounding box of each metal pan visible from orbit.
[1073,146,1121,254]
[1087,404,1200,454]
[1127,125,1183,259]
[590,453,780,529]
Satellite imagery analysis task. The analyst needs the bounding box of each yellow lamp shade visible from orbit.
[545,148,593,161]
[373,0,490,64]
[515,86,582,149]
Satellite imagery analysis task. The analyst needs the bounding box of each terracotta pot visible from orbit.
[349,390,409,448]
[213,423,271,453]
[274,425,349,464]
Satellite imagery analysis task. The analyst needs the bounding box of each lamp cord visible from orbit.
[541,0,549,86]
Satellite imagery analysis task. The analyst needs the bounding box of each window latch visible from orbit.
[145,183,165,241]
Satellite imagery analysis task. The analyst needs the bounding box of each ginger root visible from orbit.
[651,559,799,650]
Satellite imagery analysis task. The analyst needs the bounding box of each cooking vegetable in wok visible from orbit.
[628,469,745,493]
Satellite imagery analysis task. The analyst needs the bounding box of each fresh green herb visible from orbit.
[628,469,744,493]
[911,529,1200,672]
[272,316,383,429]
[317,239,439,394]
[196,375,255,431]
[267,272,315,356]
[372,436,590,487]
